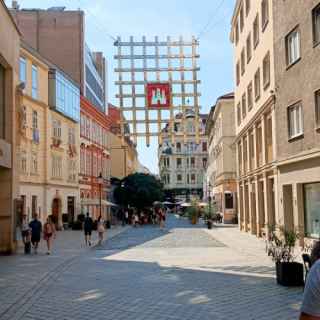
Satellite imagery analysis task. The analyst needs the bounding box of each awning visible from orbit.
[81,199,118,207]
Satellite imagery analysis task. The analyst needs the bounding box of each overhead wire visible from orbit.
[196,0,227,40]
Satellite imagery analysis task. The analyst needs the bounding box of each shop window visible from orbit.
[304,183,320,238]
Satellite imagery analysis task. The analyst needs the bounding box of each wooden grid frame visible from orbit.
[114,36,201,146]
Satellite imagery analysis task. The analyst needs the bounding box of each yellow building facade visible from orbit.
[18,44,80,227]
[0,0,20,253]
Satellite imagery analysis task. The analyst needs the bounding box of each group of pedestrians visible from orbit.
[83,212,106,246]
[21,214,56,255]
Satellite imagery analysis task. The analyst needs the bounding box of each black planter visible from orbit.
[207,221,213,229]
[276,262,304,287]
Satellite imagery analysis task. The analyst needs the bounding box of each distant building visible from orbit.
[18,43,81,228]
[205,93,237,224]
[108,104,139,179]
[10,3,107,113]
[79,96,111,220]
[159,110,208,202]
[0,0,20,253]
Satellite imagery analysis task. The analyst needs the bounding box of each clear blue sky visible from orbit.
[7,0,235,174]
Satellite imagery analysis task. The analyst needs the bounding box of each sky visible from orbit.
[7,0,236,174]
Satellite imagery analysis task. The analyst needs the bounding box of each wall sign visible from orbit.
[146,82,171,109]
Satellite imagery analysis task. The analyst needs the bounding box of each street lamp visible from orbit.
[97,172,104,219]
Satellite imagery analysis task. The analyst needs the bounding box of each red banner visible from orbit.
[146,82,171,109]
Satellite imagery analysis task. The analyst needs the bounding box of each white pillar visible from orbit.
[271,107,277,162]
[261,114,266,166]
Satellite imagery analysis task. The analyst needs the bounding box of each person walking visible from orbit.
[43,216,56,255]
[158,208,165,229]
[97,215,105,245]
[29,214,42,254]
[300,241,320,320]
[124,210,129,224]
[21,214,31,254]
[83,212,93,246]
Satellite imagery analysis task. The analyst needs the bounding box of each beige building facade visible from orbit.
[273,0,320,244]
[18,44,81,227]
[206,93,237,224]
[0,0,20,253]
[231,0,277,236]
[159,111,208,201]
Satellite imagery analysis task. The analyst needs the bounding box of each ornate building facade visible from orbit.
[159,110,208,202]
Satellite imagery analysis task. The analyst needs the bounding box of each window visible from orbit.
[235,21,239,45]
[68,159,77,182]
[31,65,38,99]
[304,183,320,238]
[246,33,252,63]
[68,127,76,145]
[236,61,240,86]
[254,68,261,101]
[202,157,207,168]
[245,0,250,16]
[237,102,241,126]
[191,173,196,184]
[176,142,181,152]
[239,5,244,32]
[52,119,61,139]
[313,4,320,46]
[0,64,4,139]
[253,14,259,48]
[202,142,207,152]
[163,157,170,168]
[191,157,195,168]
[241,48,245,75]
[256,125,263,166]
[242,93,247,119]
[86,149,91,176]
[263,51,270,89]
[52,155,62,178]
[176,158,182,168]
[177,174,182,183]
[19,57,27,83]
[249,132,255,170]
[261,0,269,31]
[225,193,234,209]
[80,147,86,175]
[288,102,303,139]
[31,153,38,175]
[247,82,253,111]
[238,142,243,174]
[20,151,27,174]
[315,89,320,128]
[243,136,248,172]
[32,110,39,143]
[286,28,300,66]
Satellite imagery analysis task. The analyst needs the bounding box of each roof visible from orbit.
[1,0,21,35]
[216,92,234,101]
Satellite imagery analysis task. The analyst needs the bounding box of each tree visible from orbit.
[114,173,164,209]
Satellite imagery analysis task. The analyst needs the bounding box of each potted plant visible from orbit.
[186,203,198,225]
[268,227,304,287]
[203,207,214,229]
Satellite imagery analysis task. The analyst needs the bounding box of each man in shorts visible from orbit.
[300,241,320,320]
[83,212,93,246]
[29,214,42,254]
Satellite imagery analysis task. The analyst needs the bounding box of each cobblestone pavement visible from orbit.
[0,216,303,320]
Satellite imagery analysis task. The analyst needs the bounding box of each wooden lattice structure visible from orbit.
[114,36,201,146]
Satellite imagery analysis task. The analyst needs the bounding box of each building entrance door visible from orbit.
[52,198,61,227]
[67,196,75,225]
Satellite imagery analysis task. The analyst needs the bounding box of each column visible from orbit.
[246,132,250,174]
[253,124,258,170]
[273,170,280,228]
[241,137,245,176]
[236,141,240,177]
[271,107,277,162]
[261,114,267,166]
[254,176,261,236]
[248,180,254,234]
[244,180,249,232]
[263,172,269,234]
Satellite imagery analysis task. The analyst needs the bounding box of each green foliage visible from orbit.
[114,173,164,209]
[267,226,300,263]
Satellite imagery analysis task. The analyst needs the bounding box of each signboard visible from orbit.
[146,82,171,109]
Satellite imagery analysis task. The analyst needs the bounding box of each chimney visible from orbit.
[12,1,19,9]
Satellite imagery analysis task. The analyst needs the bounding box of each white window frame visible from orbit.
[286,28,300,66]
[315,89,320,128]
[313,3,320,46]
[31,64,38,99]
[19,57,27,83]
[288,102,303,139]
